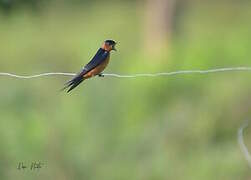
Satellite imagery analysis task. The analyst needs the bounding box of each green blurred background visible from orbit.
[0,0,251,179]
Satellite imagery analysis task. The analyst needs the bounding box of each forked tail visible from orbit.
[62,74,84,93]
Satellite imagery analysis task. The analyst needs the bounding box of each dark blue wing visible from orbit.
[65,48,108,84]
[82,48,109,73]
[62,48,109,93]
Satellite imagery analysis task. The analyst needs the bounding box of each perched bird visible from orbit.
[63,40,117,93]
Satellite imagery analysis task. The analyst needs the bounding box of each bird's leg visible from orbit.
[98,73,104,77]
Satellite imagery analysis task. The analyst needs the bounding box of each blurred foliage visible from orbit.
[0,0,136,13]
[0,0,251,180]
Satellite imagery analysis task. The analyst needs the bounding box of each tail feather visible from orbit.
[67,79,83,93]
[62,75,85,93]
[61,80,74,91]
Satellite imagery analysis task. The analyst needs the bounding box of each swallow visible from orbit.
[63,40,117,93]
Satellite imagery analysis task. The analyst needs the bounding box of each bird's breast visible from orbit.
[84,55,110,78]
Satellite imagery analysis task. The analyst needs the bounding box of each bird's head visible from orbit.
[102,40,117,52]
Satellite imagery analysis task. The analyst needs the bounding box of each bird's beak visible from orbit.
[112,46,117,51]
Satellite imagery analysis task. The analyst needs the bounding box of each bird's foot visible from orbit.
[98,73,105,77]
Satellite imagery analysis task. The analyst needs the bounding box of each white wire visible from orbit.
[238,120,251,168]
[1,66,251,169]
[104,67,251,78]
[0,72,76,79]
[0,67,251,79]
